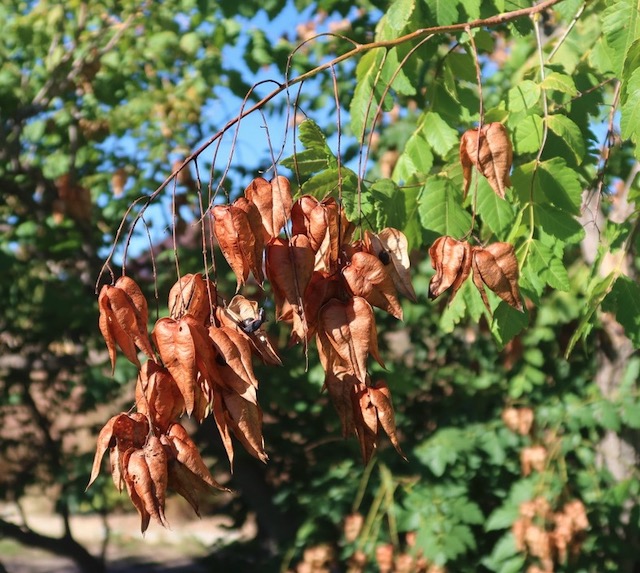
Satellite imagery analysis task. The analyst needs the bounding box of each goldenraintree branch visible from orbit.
[98,0,564,286]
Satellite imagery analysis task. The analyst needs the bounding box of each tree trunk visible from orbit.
[0,518,106,573]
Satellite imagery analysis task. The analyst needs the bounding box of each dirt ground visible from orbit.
[0,500,257,573]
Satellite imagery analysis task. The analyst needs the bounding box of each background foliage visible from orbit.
[1,0,639,572]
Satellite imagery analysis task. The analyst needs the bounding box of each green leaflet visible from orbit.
[300,167,372,223]
[601,0,640,76]
[476,177,515,239]
[350,49,393,141]
[507,80,541,113]
[621,67,640,156]
[538,157,583,215]
[393,132,434,182]
[491,302,529,348]
[297,118,333,155]
[386,0,416,33]
[423,0,459,26]
[370,178,407,230]
[512,114,543,154]
[418,176,472,240]
[566,272,618,357]
[439,279,484,333]
[546,114,586,164]
[380,47,417,97]
[602,276,640,347]
[421,111,459,157]
[280,149,332,178]
[535,203,585,244]
[526,239,570,292]
[511,158,583,215]
[540,71,578,96]
[281,119,336,178]
[402,184,423,250]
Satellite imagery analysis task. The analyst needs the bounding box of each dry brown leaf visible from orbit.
[369,380,406,459]
[428,236,472,302]
[181,315,220,400]
[108,284,155,360]
[168,273,216,323]
[244,175,292,241]
[460,122,513,199]
[342,251,403,319]
[325,367,358,438]
[520,445,547,476]
[222,389,268,463]
[291,195,325,250]
[472,243,523,312]
[316,338,357,437]
[364,228,417,302]
[317,297,384,385]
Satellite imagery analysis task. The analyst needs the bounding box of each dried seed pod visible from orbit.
[364,228,417,302]
[98,281,155,371]
[244,175,292,241]
[168,273,216,323]
[472,242,523,312]
[342,251,403,319]
[460,122,513,199]
[428,236,472,302]
[212,204,262,291]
